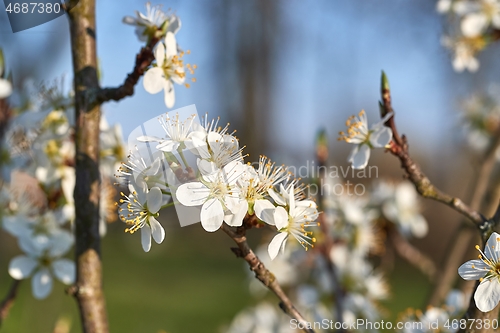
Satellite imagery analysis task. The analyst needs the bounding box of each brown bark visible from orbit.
[67,1,108,332]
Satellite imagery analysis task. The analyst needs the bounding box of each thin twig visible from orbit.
[93,36,160,107]
[381,78,484,226]
[0,279,21,327]
[221,222,315,333]
[428,129,500,306]
[380,73,497,333]
[427,225,474,306]
[388,226,436,280]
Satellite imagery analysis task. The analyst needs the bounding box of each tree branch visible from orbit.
[380,73,498,332]
[380,76,484,226]
[67,1,108,332]
[0,279,21,328]
[388,226,436,280]
[93,37,160,107]
[428,128,500,306]
[427,225,474,306]
[221,222,315,333]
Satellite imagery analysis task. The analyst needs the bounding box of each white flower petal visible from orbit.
[224,200,247,227]
[9,256,37,279]
[193,138,211,159]
[0,79,12,99]
[61,167,75,205]
[48,231,74,258]
[165,32,177,59]
[19,236,43,257]
[141,225,152,252]
[2,216,30,237]
[493,14,500,29]
[156,140,178,152]
[268,232,288,260]
[137,135,164,142]
[461,13,488,37]
[154,43,166,67]
[149,216,165,244]
[436,0,451,13]
[52,259,75,285]
[369,126,392,148]
[348,144,370,170]
[274,206,289,230]
[176,182,208,206]
[147,187,163,213]
[32,268,53,299]
[198,159,218,175]
[466,57,479,72]
[486,232,500,259]
[409,215,428,238]
[288,184,295,211]
[268,188,286,206]
[254,199,276,225]
[167,15,181,34]
[458,260,489,280]
[164,80,175,108]
[474,279,500,312]
[452,54,466,72]
[200,198,224,232]
[143,67,165,94]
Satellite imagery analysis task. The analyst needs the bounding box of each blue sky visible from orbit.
[1,0,500,167]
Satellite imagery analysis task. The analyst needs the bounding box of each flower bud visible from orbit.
[381,70,390,94]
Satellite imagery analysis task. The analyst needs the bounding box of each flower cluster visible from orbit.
[225,174,412,332]
[1,79,126,299]
[437,0,500,72]
[322,178,391,327]
[124,3,196,109]
[117,111,319,259]
[397,290,467,333]
[123,2,181,42]
[459,85,500,154]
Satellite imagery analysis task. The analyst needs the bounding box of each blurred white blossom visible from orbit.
[8,232,75,299]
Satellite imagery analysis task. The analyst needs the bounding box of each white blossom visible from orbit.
[137,113,203,153]
[118,182,169,252]
[176,160,245,232]
[458,232,500,312]
[143,32,188,108]
[123,2,181,42]
[8,232,75,299]
[255,185,319,260]
[339,110,393,170]
[382,182,428,238]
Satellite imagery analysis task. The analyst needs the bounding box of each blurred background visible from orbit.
[1,0,500,332]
